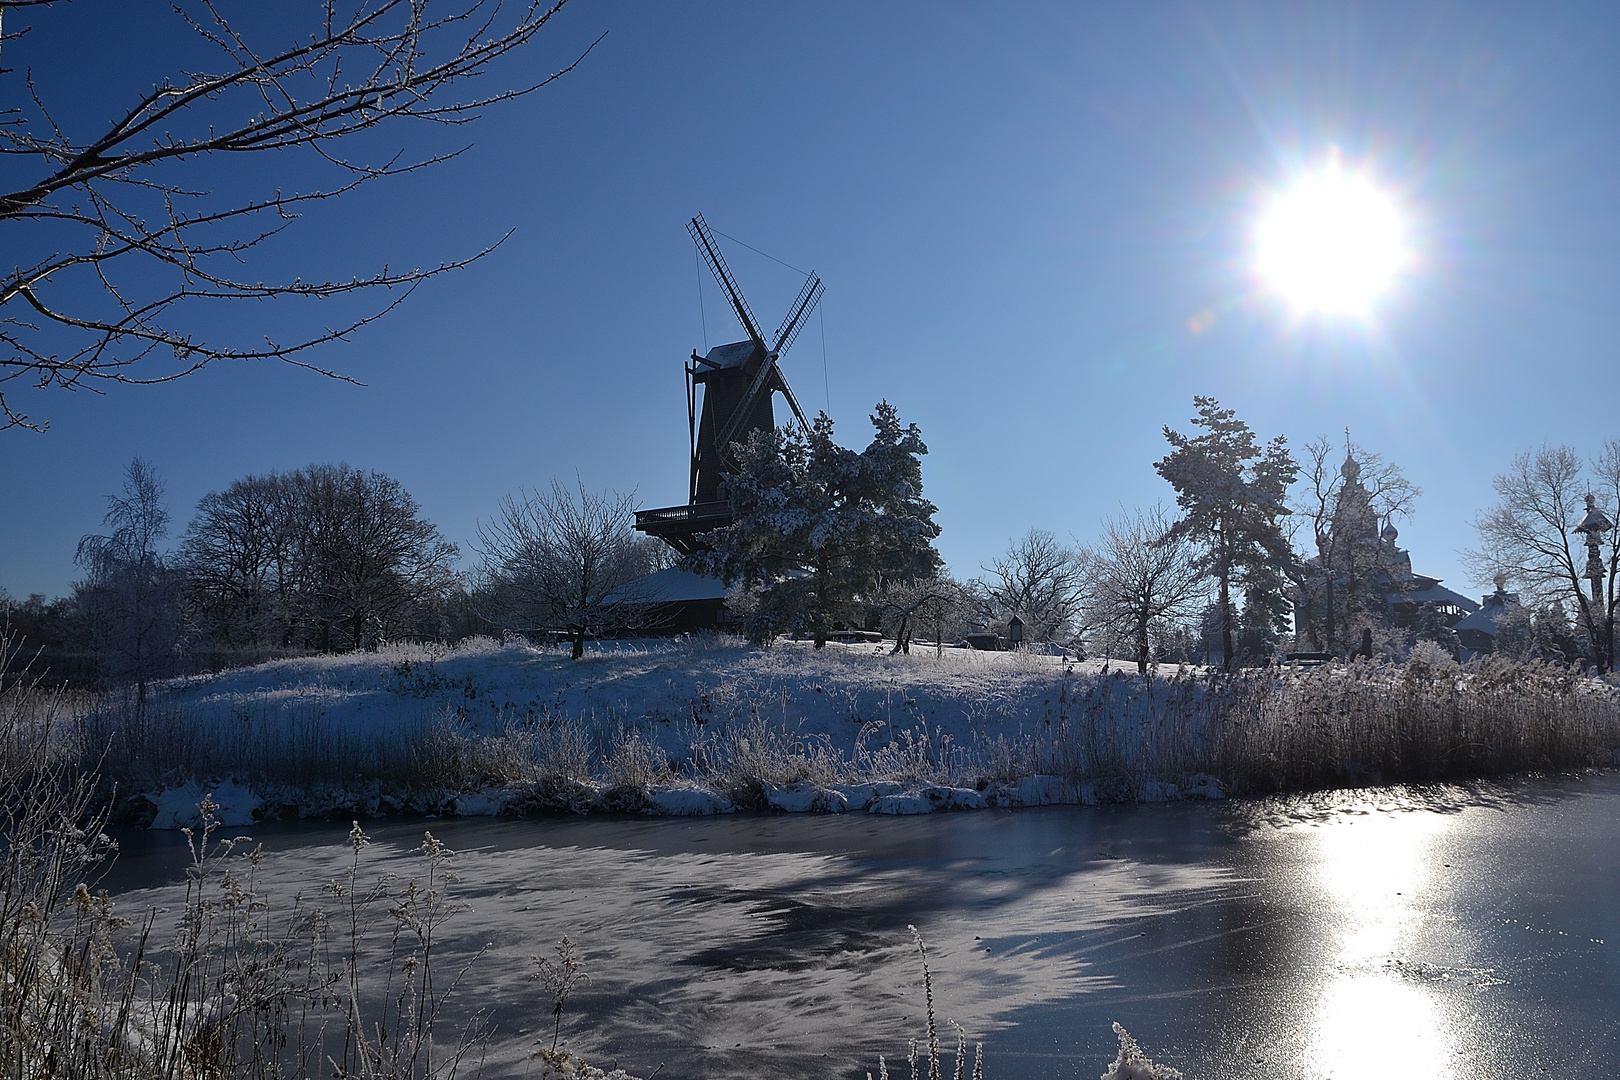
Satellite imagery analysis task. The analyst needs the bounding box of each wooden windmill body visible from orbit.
[636,216,822,555]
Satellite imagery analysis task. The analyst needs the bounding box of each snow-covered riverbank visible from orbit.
[118,636,1231,827]
[91,634,1620,829]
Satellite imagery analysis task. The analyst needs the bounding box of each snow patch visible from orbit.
[869,793,935,815]
[924,785,987,811]
[1137,780,1182,803]
[149,779,259,830]
[765,782,848,814]
[452,789,505,816]
[830,781,904,811]
[990,774,1069,807]
[649,786,734,816]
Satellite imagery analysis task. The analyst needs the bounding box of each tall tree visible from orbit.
[72,457,184,698]
[696,402,942,648]
[178,464,459,653]
[1467,443,1620,672]
[287,466,460,652]
[1154,397,1298,671]
[0,0,597,430]
[979,528,1089,644]
[1081,506,1205,674]
[179,472,296,651]
[475,479,669,660]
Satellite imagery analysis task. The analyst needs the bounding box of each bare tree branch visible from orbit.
[0,0,600,430]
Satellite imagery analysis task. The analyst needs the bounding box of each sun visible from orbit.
[1255,154,1410,317]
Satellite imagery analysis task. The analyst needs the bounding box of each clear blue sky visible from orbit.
[4,1,1618,603]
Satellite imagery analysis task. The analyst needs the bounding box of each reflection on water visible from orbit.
[1309,806,1455,1079]
[1315,977,1451,1080]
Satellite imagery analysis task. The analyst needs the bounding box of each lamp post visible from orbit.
[1573,493,1615,669]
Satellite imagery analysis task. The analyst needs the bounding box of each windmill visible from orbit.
[635,215,824,554]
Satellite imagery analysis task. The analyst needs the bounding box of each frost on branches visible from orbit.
[694,401,942,648]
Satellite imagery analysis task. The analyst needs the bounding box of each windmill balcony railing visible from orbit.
[634,500,733,527]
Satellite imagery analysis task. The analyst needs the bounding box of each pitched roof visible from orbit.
[605,568,729,606]
[700,340,761,370]
[1393,581,1479,613]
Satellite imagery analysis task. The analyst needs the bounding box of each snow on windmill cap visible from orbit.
[699,341,764,370]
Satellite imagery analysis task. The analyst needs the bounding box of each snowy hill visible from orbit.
[135,636,1218,826]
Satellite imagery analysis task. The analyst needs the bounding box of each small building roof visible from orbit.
[605,568,730,606]
[1453,589,1519,638]
[1393,581,1479,613]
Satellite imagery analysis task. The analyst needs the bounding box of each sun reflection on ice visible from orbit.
[1315,976,1451,1079]
[1308,808,1457,1080]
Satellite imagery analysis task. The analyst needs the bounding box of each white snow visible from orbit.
[1101,1022,1183,1080]
[149,779,259,830]
[994,774,1072,807]
[139,636,1215,827]
[452,789,505,816]
[649,785,735,816]
[765,782,847,813]
[829,781,904,810]
[1137,780,1183,803]
[869,793,934,815]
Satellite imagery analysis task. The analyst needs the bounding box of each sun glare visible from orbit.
[1255,154,1410,317]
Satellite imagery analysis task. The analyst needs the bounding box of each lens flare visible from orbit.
[1256,154,1410,317]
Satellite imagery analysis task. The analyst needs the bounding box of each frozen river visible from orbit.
[104,772,1620,1079]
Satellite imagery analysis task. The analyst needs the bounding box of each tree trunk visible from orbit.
[1136,618,1150,675]
[1219,571,1233,673]
[1605,609,1616,675]
[1573,587,1601,672]
[1299,592,1319,651]
[571,623,586,661]
[1323,549,1337,655]
[813,550,829,649]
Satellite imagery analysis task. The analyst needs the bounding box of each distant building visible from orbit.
[1306,451,1480,646]
[603,568,733,635]
[1380,521,1479,629]
[1452,579,1521,657]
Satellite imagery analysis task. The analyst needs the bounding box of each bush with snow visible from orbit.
[1101,1022,1183,1080]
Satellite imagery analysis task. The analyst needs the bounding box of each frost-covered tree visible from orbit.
[475,479,670,660]
[873,573,977,656]
[695,402,942,648]
[1080,506,1205,674]
[1467,442,1620,672]
[1155,397,1298,671]
[979,528,1088,644]
[72,458,184,698]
